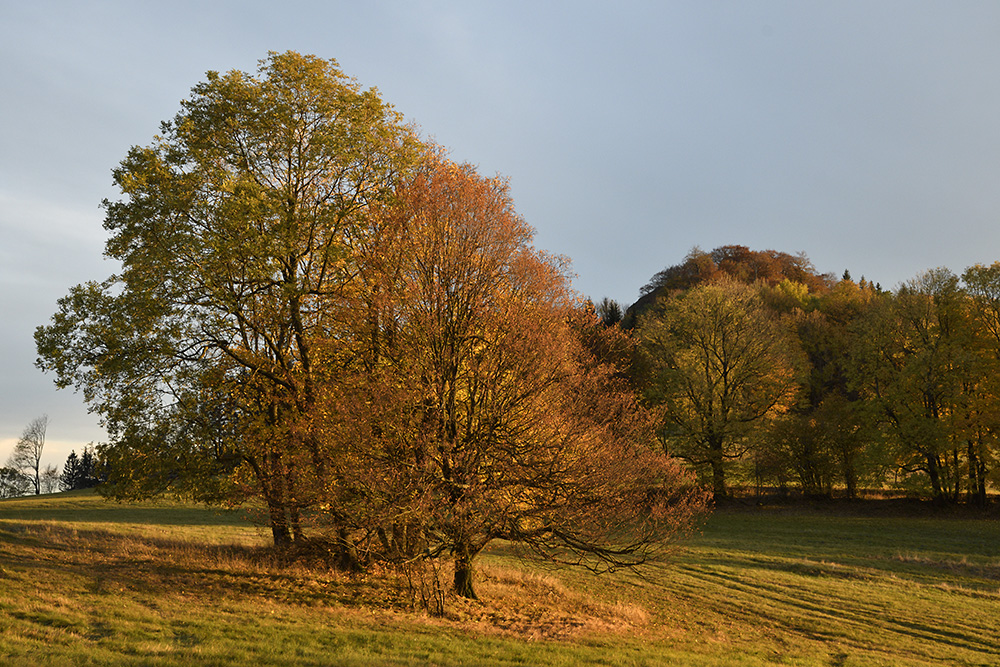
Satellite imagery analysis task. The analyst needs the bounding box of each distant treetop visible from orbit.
[625,245,834,328]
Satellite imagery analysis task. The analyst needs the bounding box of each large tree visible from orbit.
[35,52,419,546]
[637,277,803,498]
[847,269,975,502]
[308,156,708,597]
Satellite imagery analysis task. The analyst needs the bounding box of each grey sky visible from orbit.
[3,1,1000,464]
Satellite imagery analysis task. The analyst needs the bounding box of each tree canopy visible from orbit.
[636,277,803,497]
[35,52,707,600]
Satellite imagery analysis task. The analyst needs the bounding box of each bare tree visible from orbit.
[9,415,48,495]
[40,465,60,494]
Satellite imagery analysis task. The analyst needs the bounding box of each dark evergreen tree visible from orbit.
[60,450,80,491]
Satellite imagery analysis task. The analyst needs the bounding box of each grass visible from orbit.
[0,491,998,665]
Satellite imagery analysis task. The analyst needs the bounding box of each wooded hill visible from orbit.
[620,244,998,505]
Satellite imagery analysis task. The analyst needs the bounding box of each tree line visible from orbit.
[1,414,103,497]
[623,245,1000,506]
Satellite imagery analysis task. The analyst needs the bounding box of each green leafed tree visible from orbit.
[35,52,419,547]
[847,269,975,502]
[637,277,803,498]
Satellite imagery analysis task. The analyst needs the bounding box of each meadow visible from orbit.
[0,491,997,666]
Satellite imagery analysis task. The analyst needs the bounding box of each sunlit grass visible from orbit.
[1,491,998,665]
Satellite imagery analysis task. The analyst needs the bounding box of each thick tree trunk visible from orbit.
[268,501,292,548]
[925,453,945,504]
[336,527,362,573]
[453,540,478,599]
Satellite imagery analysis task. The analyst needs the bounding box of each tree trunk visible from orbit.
[453,540,478,599]
[708,437,727,499]
[291,506,304,543]
[925,453,945,504]
[336,527,362,573]
[268,500,292,548]
[967,440,981,507]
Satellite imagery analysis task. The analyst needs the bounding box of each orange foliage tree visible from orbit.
[311,155,708,598]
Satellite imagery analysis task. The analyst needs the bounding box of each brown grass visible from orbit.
[0,519,648,643]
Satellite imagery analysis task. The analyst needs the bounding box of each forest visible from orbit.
[620,244,1000,507]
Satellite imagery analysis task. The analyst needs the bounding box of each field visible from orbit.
[0,491,998,666]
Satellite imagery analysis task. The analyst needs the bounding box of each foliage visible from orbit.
[35,51,420,545]
[35,53,706,597]
[60,447,103,491]
[624,245,833,328]
[636,276,803,497]
[309,155,709,597]
[628,249,1000,504]
[846,269,979,502]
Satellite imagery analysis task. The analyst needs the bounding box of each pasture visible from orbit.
[0,491,997,665]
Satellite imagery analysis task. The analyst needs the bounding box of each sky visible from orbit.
[4,0,1000,466]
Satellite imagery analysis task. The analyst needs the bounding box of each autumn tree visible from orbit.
[8,415,48,495]
[34,53,707,597]
[637,276,803,498]
[625,245,832,328]
[310,156,708,598]
[958,263,1000,505]
[847,269,974,502]
[35,52,418,546]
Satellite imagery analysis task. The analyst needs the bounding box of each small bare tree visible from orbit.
[9,415,48,495]
[40,465,60,494]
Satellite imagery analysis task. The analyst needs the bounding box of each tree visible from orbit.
[60,450,80,491]
[625,246,833,329]
[847,269,974,502]
[595,297,623,327]
[637,277,803,498]
[34,54,707,598]
[787,278,885,498]
[40,465,60,494]
[9,415,48,495]
[958,262,1000,505]
[310,155,708,597]
[35,52,418,546]
[0,467,30,498]
[60,447,102,491]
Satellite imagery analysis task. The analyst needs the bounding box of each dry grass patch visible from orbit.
[0,519,649,644]
[411,561,650,641]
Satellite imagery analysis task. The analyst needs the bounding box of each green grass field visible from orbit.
[0,491,997,666]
